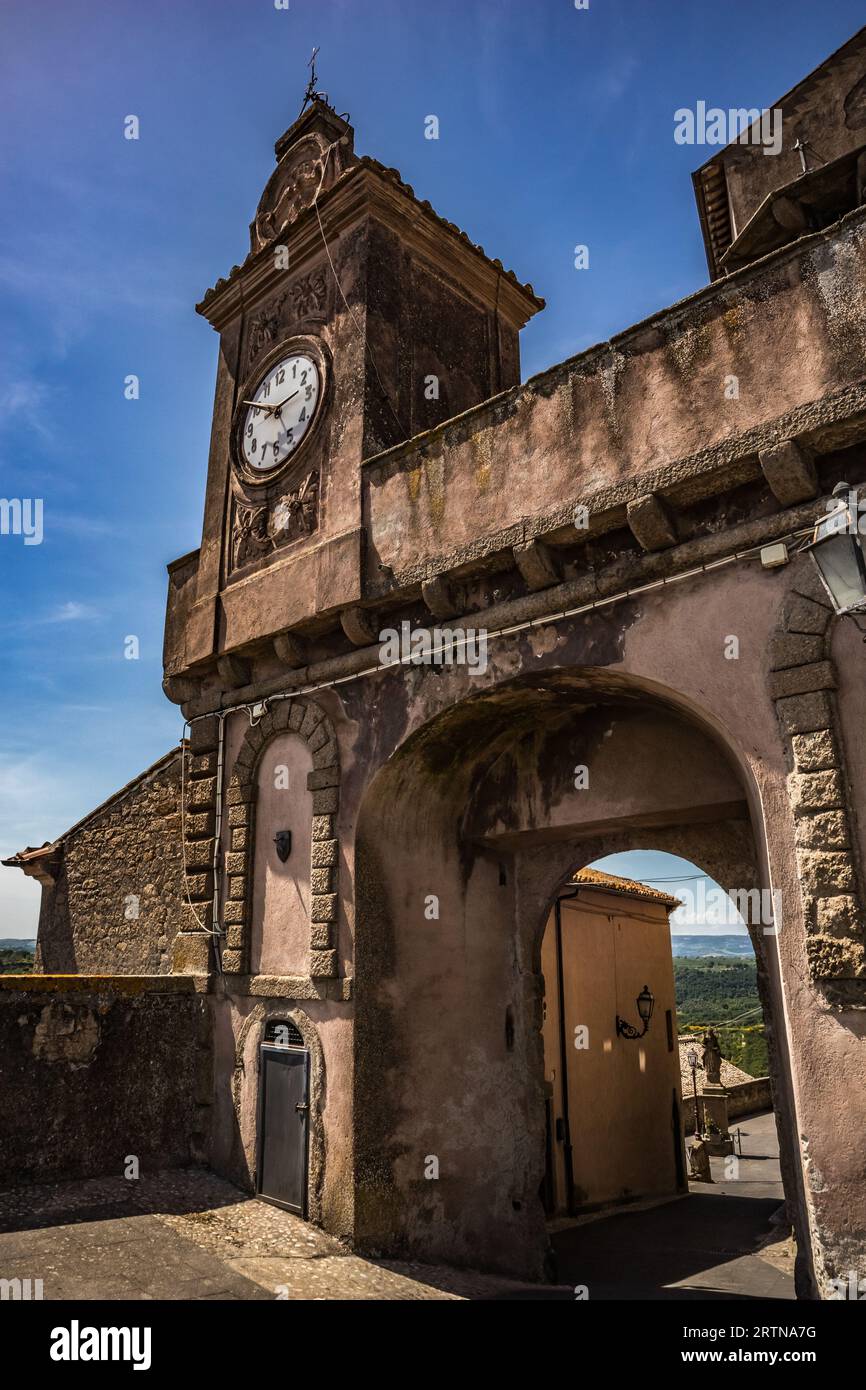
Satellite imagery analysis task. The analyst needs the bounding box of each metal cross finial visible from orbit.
[794,136,826,176]
[301,46,329,114]
[794,137,810,175]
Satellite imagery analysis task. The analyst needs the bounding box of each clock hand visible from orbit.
[241,399,277,415]
[272,388,301,414]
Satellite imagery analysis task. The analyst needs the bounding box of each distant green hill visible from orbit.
[0,943,35,975]
[675,955,768,1077]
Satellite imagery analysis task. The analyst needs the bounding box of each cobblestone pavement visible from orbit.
[0,1111,795,1301]
[0,1169,570,1301]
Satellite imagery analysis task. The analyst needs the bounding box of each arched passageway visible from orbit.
[353,669,808,1286]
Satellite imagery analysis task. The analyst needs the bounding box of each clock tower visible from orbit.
[163,97,542,704]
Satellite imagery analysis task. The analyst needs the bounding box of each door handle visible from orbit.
[295,1102,309,1113]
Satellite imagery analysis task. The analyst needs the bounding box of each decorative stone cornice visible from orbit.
[759,440,819,506]
[180,492,836,721]
[197,160,542,333]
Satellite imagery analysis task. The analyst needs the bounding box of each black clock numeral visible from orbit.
[292,362,297,378]
[299,407,306,423]
[277,368,285,385]
[251,437,258,453]
[246,424,253,436]
[287,429,294,445]
[261,378,271,398]
[305,385,312,401]
[300,369,308,385]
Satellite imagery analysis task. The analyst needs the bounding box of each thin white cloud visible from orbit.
[594,54,639,104]
[41,601,102,624]
[0,376,56,444]
[45,513,116,539]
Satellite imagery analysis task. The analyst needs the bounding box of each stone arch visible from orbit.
[351,668,807,1279]
[231,1001,327,1222]
[768,559,866,987]
[222,697,340,978]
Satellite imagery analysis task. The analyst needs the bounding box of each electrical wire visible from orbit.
[178,734,212,934]
[312,138,409,442]
[185,516,820,730]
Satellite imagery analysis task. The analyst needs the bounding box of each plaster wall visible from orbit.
[361,212,866,584]
[250,732,314,976]
[207,992,354,1240]
[346,555,866,1290]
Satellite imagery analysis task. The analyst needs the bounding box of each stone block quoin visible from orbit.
[770,572,865,982]
[173,717,221,974]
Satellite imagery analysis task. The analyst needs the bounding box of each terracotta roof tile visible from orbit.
[572,866,682,910]
[197,156,544,312]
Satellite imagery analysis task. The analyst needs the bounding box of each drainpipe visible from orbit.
[555,886,580,1215]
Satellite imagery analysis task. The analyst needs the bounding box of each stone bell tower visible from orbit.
[163,97,542,706]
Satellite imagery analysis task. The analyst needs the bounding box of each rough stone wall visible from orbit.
[38,751,185,976]
[365,219,514,441]
[0,978,211,1184]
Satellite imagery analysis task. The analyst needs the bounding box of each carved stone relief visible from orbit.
[231,472,320,571]
[245,272,328,371]
[252,133,342,253]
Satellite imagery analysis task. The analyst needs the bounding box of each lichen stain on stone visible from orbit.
[558,378,575,437]
[29,1001,101,1067]
[722,301,750,336]
[809,233,866,370]
[667,314,714,381]
[599,351,626,445]
[470,431,494,492]
[489,642,523,684]
[406,465,423,505]
[423,453,447,532]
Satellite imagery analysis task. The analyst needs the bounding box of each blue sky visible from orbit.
[1,0,862,937]
[593,852,749,941]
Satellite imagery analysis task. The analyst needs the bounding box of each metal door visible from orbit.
[257,1039,310,1214]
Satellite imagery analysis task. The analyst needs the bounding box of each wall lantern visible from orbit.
[274,830,292,863]
[616,985,655,1040]
[802,482,866,621]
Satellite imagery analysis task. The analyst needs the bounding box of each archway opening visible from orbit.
[353,669,807,1291]
[538,847,794,1299]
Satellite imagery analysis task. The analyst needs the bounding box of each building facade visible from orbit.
[7,27,866,1296]
[540,870,684,1215]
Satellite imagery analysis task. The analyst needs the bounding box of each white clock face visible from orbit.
[241,352,320,472]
